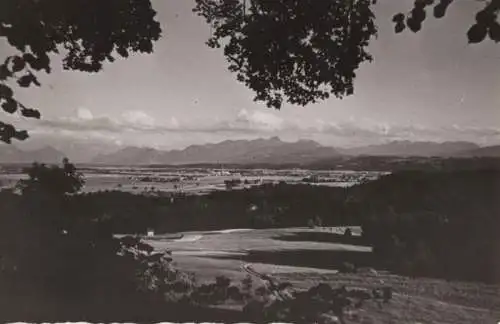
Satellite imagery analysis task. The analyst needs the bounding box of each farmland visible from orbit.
[0,165,387,194]
[145,227,500,324]
[1,162,499,323]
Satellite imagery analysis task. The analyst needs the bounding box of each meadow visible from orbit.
[1,161,499,323]
[145,227,500,324]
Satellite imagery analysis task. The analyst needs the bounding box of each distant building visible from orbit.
[147,229,155,237]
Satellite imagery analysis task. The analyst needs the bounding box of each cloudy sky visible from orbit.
[2,0,499,152]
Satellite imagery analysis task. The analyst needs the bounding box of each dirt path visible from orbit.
[241,263,275,284]
[243,263,496,312]
[392,292,496,314]
[241,263,292,300]
[174,234,203,242]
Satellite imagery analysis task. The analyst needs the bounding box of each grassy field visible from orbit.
[0,167,383,194]
[146,227,500,324]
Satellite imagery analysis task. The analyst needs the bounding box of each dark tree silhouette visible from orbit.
[17,158,85,196]
[1,0,497,142]
[393,0,500,43]
[194,0,498,109]
[0,0,161,143]
[194,0,377,109]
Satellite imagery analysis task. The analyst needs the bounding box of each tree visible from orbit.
[0,0,161,143]
[1,0,497,142]
[17,158,85,196]
[194,0,498,109]
[0,159,194,321]
[393,0,500,44]
[194,0,377,109]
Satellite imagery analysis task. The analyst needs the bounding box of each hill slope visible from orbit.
[0,145,65,164]
[339,140,480,157]
[92,137,340,165]
[456,145,500,157]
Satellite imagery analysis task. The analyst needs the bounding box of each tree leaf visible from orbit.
[395,22,406,33]
[0,84,13,99]
[406,17,422,32]
[0,65,11,81]
[11,56,25,73]
[14,129,29,141]
[17,73,40,87]
[0,122,17,143]
[21,107,41,119]
[1,98,18,114]
[392,13,405,23]
[467,23,487,44]
[412,7,426,23]
[433,4,446,18]
[476,9,495,25]
[488,22,500,42]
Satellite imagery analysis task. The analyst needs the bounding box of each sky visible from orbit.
[1,0,499,152]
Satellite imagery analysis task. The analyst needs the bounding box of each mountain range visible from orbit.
[91,137,340,165]
[0,145,66,164]
[338,140,481,157]
[1,138,499,165]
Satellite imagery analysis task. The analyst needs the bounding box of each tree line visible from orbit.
[0,159,394,322]
[4,159,495,283]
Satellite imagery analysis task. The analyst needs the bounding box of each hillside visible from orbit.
[4,139,499,166]
[456,145,500,157]
[339,140,480,157]
[0,145,65,164]
[92,137,340,165]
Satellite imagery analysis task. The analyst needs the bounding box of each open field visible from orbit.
[0,165,387,194]
[145,227,500,324]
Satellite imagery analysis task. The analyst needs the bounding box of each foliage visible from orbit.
[1,0,497,143]
[193,0,377,109]
[194,0,498,109]
[0,0,161,143]
[224,178,242,190]
[0,160,201,321]
[17,158,84,196]
[118,235,196,301]
[170,273,392,323]
[1,161,498,321]
[243,282,391,323]
[65,183,350,234]
[355,170,500,282]
[307,215,323,228]
[60,167,500,284]
[394,0,500,43]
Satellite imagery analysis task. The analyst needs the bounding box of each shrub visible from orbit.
[338,262,356,274]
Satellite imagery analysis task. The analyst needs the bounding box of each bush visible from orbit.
[357,170,500,283]
[0,160,199,321]
[243,282,390,323]
[338,262,356,274]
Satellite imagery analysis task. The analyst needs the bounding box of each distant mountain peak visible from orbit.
[0,145,65,164]
[91,137,337,165]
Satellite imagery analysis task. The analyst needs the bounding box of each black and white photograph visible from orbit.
[0,0,499,323]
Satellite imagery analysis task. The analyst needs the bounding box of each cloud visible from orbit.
[234,109,284,131]
[37,109,176,133]
[122,110,156,127]
[24,107,500,147]
[76,107,94,121]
